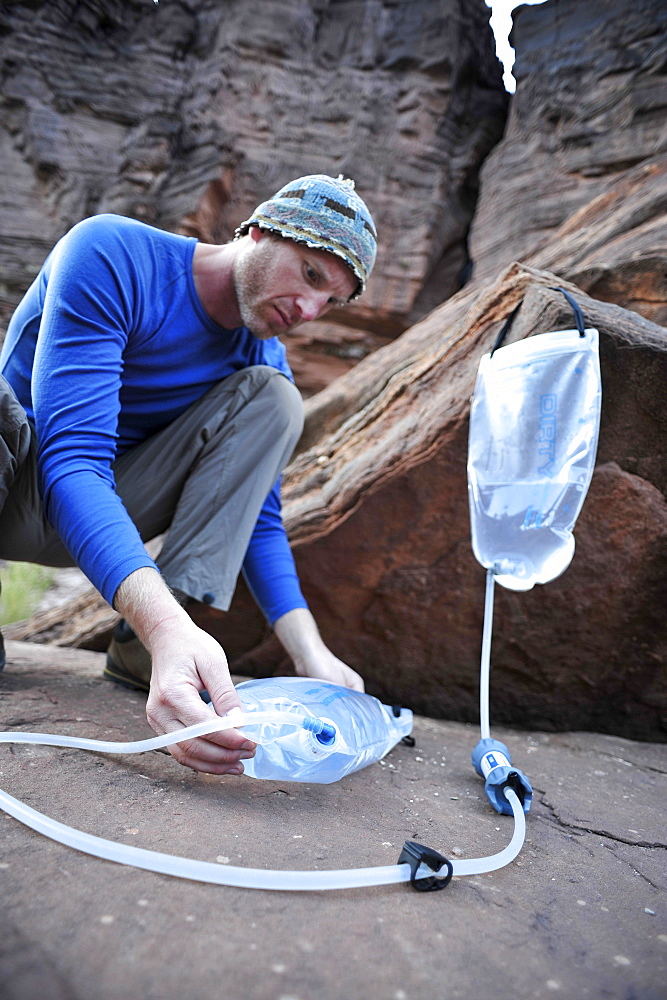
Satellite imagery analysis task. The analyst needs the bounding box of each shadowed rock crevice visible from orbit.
[469,0,667,294]
[535,796,667,852]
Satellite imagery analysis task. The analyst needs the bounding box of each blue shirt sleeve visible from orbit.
[5,213,309,617]
[242,478,309,625]
[29,219,158,603]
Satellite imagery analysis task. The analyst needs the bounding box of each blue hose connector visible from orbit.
[472,738,532,816]
[301,716,337,745]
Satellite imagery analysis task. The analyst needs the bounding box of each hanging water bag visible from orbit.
[467,291,602,591]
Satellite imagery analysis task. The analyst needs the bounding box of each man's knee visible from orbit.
[255,368,304,444]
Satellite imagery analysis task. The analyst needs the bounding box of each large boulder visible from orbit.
[220,267,667,742]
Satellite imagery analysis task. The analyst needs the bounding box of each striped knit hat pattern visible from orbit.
[235,174,377,299]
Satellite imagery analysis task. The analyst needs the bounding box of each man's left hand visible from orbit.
[273,607,365,692]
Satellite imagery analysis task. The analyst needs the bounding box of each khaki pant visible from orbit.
[0,367,303,611]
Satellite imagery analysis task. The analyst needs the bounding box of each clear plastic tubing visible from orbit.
[479,567,495,742]
[0,709,315,755]
[0,712,526,891]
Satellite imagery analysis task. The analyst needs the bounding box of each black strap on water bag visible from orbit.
[550,286,586,336]
[490,302,521,357]
[491,286,586,358]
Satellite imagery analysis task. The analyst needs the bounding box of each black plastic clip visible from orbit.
[398,840,454,892]
[504,770,527,808]
[392,706,416,746]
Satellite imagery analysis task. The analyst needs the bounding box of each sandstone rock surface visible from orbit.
[0,641,665,1000]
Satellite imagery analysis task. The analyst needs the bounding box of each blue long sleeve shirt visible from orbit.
[0,213,307,622]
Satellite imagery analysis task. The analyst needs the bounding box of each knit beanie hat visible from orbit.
[234,174,377,299]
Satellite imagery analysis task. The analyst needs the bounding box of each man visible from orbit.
[0,173,378,775]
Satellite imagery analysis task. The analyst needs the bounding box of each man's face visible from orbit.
[233,229,358,340]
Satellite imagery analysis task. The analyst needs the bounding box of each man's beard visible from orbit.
[234,239,279,339]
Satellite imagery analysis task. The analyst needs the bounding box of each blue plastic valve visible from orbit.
[301,716,337,745]
[472,738,532,815]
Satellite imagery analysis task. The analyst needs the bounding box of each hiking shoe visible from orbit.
[104,619,151,692]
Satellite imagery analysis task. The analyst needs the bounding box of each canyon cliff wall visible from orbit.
[469,0,667,324]
[0,0,507,392]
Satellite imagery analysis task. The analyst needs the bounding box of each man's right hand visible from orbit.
[146,614,257,774]
[114,568,256,774]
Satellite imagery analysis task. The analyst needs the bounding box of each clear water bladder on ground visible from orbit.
[234,676,413,783]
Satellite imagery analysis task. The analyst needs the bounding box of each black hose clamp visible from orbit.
[398,840,454,892]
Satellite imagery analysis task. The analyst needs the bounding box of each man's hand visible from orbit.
[114,569,256,774]
[273,607,365,692]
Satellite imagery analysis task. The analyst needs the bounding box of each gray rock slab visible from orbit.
[0,640,665,1000]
